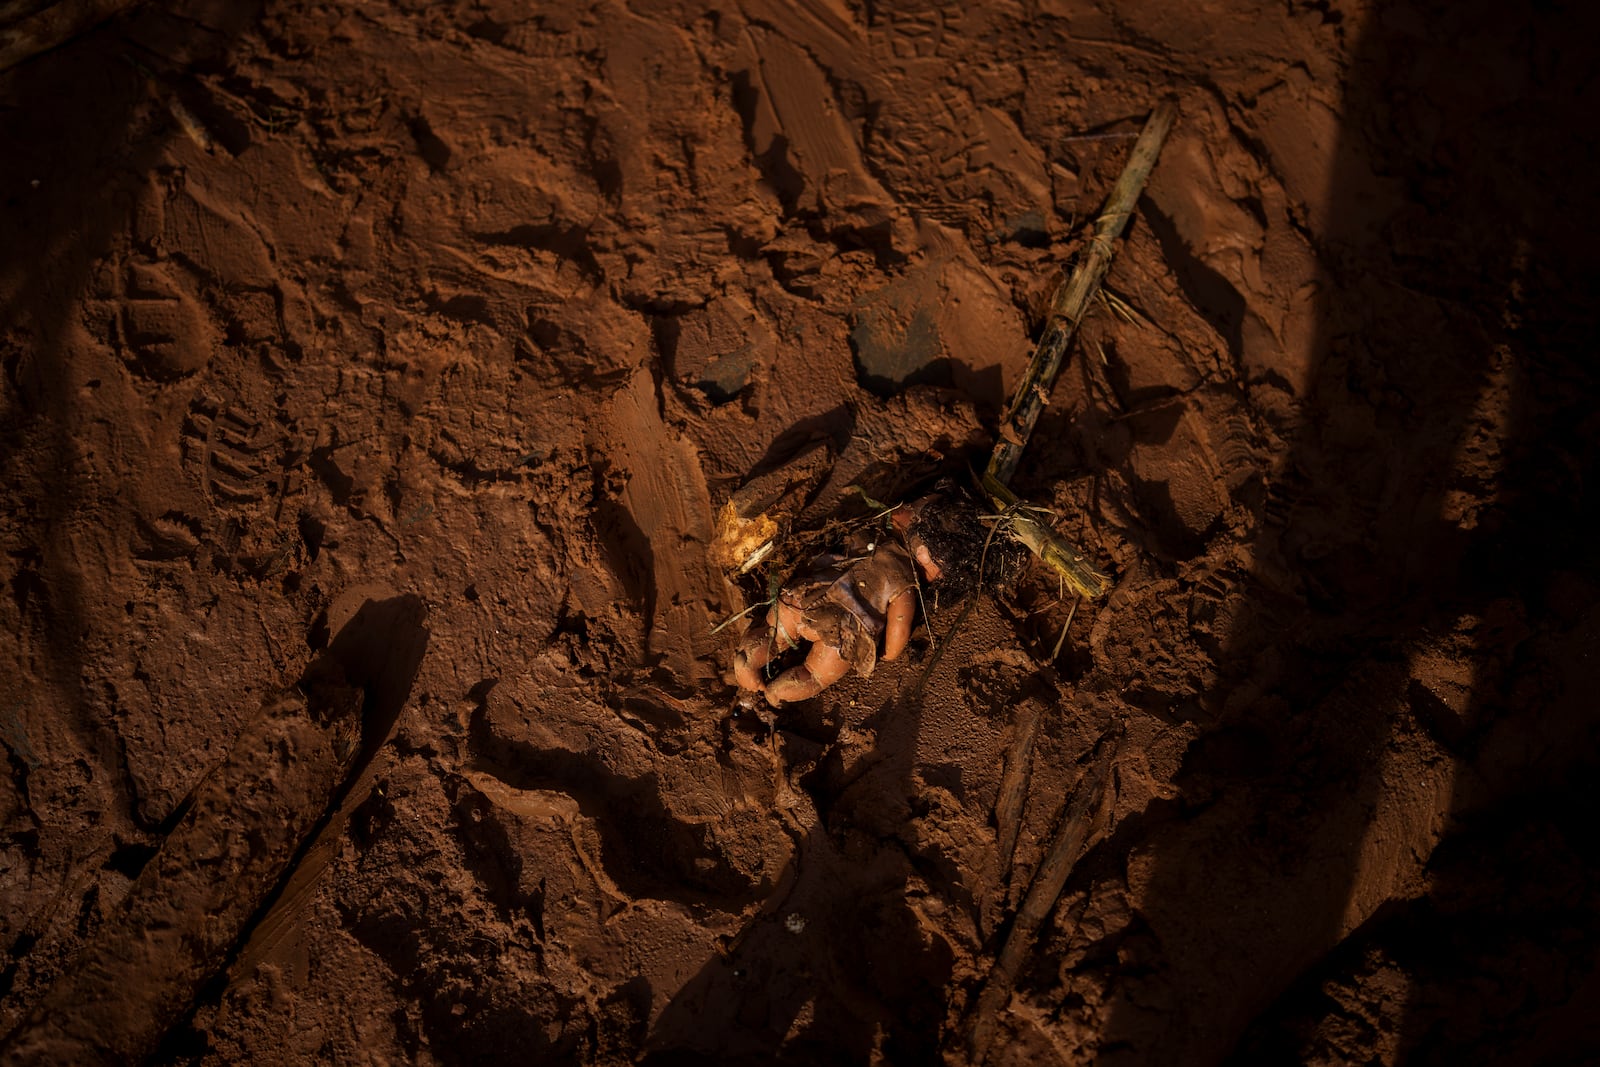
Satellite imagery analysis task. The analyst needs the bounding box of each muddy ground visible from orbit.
[2,0,1598,1063]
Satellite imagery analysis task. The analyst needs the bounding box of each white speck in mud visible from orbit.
[785,913,807,934]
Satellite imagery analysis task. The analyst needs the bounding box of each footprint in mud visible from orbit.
[166,387,305,577]
[459,689,781,916]
[119,260,218,380]
[459,743,766,913]
[116,165,310,384]
[179,390,276,507]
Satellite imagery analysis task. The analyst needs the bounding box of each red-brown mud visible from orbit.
[2,0,1596,1063]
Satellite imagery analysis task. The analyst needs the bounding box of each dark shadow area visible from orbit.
[1138,202,1246,367]
[852,350,956,400]
[746,404,857,480]
[1102,1,1600,1062]
[0,593,428,1064]
[643,683,956,1064]
[1,0,266,832]
[1,22,269,1045]
[461,726,766,909]
[151,594,430,1062]
[304,594,432,757]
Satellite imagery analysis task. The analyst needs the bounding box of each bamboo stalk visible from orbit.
[982,471,1110,599]
[964,110,1171,1056]
[986,101,1176,488]
[977,102,1174,601]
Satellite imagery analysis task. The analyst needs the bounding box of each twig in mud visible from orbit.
[708,598,770,636]
[907,542,938,655]
[1098,287,1142,326]
[966,731,1121,1065]
[907,594,973,702]
[1059,130,1142,145]
[981,473,1110,599]
[1050,596,1080,661]
[987,99,1176,488]
[978,101,1176,601]
[987,700,1042,903]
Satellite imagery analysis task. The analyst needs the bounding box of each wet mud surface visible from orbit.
[2,0,1597,1063]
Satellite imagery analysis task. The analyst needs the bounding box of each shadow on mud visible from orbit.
[1099,2,1600,1062]
[642,687,953,1066]
[1,1,265,828]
